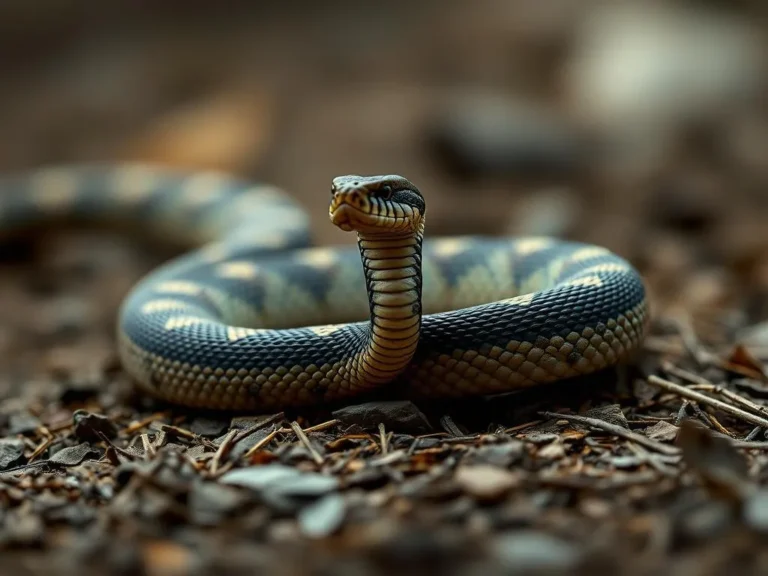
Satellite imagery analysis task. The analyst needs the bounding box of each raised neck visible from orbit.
[355,229,423,386]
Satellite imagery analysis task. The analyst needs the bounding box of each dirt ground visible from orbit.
[2,2,768,575]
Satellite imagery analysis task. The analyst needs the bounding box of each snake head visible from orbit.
[329,175,425,236]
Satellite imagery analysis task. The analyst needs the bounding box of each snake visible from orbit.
[0,164,648,411]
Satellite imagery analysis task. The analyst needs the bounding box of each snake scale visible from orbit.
[0,164,648,410]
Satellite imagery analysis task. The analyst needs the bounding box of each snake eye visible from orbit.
[379,185,393,200]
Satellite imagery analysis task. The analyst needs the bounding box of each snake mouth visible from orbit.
[330,202,411,234]
[330,205,355,232]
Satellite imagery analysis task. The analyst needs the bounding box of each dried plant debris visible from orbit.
[8,341,768,575]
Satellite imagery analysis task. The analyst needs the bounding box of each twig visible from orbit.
[210,429,237,475]
[663,363,710,385]
[96,431,138,462]
[688,402,716,430]
[159,424,200,442]
[703,410,733,437]
[745,426,763,442]
[233,412,285,444]
[648,375,768,429]
[140,434,155,459]
[378,423,389,454]
[504,420,543,434]
[302,419,339,433]
[540,411,680,456]
[242,428,279,459]
[275,419,338,435]
[289,421,324,465]
[27,437,54,462]
[121,411,170,435]
[664,362,768,419]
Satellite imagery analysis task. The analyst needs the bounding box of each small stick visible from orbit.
[140,434,155,459]
[540,411,680,456]
[158,424,199,442]
[96,431,138,462]
[378,423,389,454]
[664,362,768,419]
[210,429,237,475]
[242,428,279,459]
[289,421,324,465]
[121,411,170,435]
[704,410,734,437]
[28,437,54,462]
[233,412,285,444]
[648,375,768,429]
[302,419,339,433]
[275,419,338,435]
[504,420,543,434]
[663,363,710,385]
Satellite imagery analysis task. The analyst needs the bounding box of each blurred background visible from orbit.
[1,0,768,393]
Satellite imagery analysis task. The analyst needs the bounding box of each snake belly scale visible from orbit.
[0,165,648,410]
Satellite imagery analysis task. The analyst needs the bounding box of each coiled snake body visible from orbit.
[0,165,648,410]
